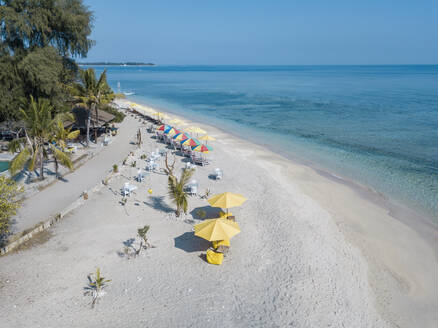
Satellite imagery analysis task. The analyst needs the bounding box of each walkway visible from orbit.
[12,115,140,234]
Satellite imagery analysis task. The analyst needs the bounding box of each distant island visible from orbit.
[79,62,155,66]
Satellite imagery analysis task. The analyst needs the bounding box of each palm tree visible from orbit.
[9,97,74,180]
[50,120,80,178]
[70,68,113,146]
[167,169,194,217]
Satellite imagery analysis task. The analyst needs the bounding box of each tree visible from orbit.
[0,0,94,120]
[50,120,80,178]
[9,96,74,180]
[167,169,194,217]
[70,68,114,146]
[0,176,23,242]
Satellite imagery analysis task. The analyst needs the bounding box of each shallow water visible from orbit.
[89,65,438,223]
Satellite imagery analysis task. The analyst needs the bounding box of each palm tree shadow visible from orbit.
[143,196,174,213]
[190,206,222,220]
[174,232,210,253]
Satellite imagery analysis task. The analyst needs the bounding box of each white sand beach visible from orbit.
[1,99,437,328]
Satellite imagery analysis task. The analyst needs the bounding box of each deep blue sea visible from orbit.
[90,65,438,222]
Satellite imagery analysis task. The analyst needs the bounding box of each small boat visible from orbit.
[123,91,135,96]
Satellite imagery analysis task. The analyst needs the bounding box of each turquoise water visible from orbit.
[91,65,438,222]
[0,161,9,173]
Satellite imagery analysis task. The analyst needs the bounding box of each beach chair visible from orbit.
[122,182,137,197]
[214,168,223,180]
[136,170,147,182]
[192,155,204,166]
[206,249,224,265]
[189,184,198,196]
[212,239,230,255]
[185,162,195,170]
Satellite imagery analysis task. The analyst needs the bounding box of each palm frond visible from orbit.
[51,146,73,171]
[10,147,31,175]
[67,130,80,140]
[28,147,39,171]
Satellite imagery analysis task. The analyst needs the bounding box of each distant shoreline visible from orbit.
[79,62,155,66]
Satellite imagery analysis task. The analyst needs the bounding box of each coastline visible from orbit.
[125,98,438,326]
[1,99,437,326]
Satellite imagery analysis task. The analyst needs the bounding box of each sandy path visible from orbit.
[11,115,140,234]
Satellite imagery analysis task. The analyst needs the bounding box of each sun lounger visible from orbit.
[136,170,147,182]
[214,168,223,180]
[122,182,137,196]
[206,249,224,265]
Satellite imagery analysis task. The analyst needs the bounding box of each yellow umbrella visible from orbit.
[170,118,182,125]
[199,135,215,141]
[199,134,215,144]
[207,192,247,209]
[194,218,241,241]
[186,126,206,135]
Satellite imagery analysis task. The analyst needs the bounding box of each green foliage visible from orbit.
[0,0,94,120]
[100,104,125,123]
[167,169,194,217]
[112,164,118,173]
[85,268,111,308]
[0,176,23,239]
[9,96,73,179]
[70,68,115,145]
[137,225,150,244]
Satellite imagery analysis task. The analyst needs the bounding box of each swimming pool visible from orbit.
[0,161,9,173]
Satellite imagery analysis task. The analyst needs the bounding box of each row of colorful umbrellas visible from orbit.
[157,124,214,153]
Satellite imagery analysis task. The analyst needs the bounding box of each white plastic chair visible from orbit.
[122,183,137,196]
[215,168,223,180]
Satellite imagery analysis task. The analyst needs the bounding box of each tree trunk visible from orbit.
[54,157,59,179]
[94,103,99,144]
[39,148,44,180]
[86,112,91,147]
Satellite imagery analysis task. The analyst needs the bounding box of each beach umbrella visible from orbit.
[199,135,216,144]
[191,144,212,153]
[180,138,200,147]
[157,124,170,131]
[164,127,179,136]
[194,218,241,242]
[207,192,247,216]
[173,132,189,141]
[186,126,207,135]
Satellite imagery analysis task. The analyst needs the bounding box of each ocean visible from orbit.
[90,65,438,223]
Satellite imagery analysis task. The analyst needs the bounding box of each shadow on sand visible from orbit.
[174,232,210,253]
[143,196,174,213]
[189,206,223,220]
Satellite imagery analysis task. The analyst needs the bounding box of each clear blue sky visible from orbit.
[83,0,438,65]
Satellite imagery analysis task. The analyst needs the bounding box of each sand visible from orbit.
[1,99,437,327]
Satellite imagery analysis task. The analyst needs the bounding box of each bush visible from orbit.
[0,177,23,241]
[113,164,118,173]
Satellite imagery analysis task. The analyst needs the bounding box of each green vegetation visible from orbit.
[112,164,118,173]
[0,176,23,241]
[167,169,194,217]
[137,225,150,254]
[101,104,125,123]
[0,0,94,121]
[8,97,75,180]
[70,68,115,146]
[85,268,111,308]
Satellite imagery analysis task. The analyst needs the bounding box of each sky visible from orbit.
[83,0,438,65]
